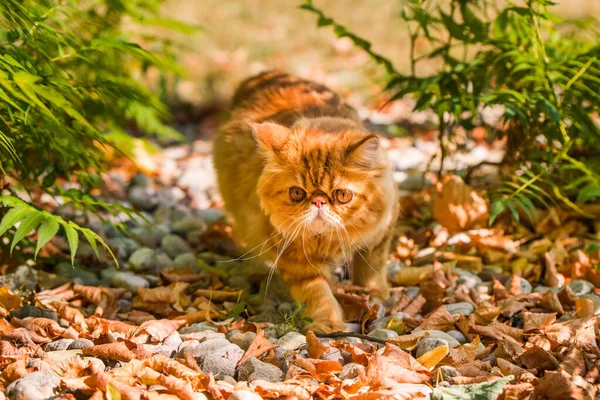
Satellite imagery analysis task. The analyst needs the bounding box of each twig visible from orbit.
[315,331,387,345]
[464,160,504,184]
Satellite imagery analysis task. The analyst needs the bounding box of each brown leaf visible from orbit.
[0,340,39,359]
[364,344,430,388]
[518,346,560,371]
[575,298,596,318]
[0,286,22,315]
[447,336,481,365]
[539,290,564,314]
[137,287,178,303]
[331,341,372,366]
[49,301,88,332]
[293,356,342,378]
[389,265,436,287]
[173,309,219,324]
[132,319,187,343]
[559,347,586,377]
[432,175,488,233]
[522,312,557,332]
[193,289,243,302]
[470,301,501,325]
[161,267,206,283]
[387,332,429,351]
[306,331,329,359]
[494,340,524,362]
[402,294,426,317]
[535,370,586,399]
[414,306,455,332]
[237,330,278,366]
[82,340,149,362]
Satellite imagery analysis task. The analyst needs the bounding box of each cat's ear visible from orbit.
[346,134,379,168]
[249,121,290,153]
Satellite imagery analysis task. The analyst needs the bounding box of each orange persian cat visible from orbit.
[213,71,398,333]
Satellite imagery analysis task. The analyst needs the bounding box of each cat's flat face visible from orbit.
[253,117,394,252]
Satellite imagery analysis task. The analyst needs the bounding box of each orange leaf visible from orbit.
[306,331,329,359]
[238,330,278,366]
[0,286,22,314]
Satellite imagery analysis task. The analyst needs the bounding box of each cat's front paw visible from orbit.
[302,318,347,334]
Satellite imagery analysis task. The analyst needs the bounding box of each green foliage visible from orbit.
[431,375,513,400]
[0,195,116,264]
[0,0,192,263]
[302,0,600,224]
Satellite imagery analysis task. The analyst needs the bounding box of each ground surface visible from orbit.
[1,105,600,399]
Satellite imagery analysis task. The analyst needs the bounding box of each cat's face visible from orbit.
[253,117,395,251]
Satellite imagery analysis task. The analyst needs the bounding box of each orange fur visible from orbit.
[213,71,398,333]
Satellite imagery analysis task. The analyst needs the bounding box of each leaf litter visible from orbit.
[1,160,600,399]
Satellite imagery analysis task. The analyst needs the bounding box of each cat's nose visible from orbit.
[312,197,327,208]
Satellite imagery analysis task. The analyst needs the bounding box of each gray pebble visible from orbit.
[161,234,192,258]
[368,329,398,340]
[446,330,468,345]
[413,330,460,348]
[174,253,200,270]
[171,216,207,234]
[444,302,474,316]
[228,331,256,351]
[0,265,37,292]
[104,270,149,292]
[5,370,61,400]
[68,338,94,350]
[180,331,225,342]
[504,276,532,294]
[236,357,284,382]
[568,280,595,296]
[128,248,173,273]
[10,305,57,321]
[276,331,306,351]
[438,365,460,381]
[179,322,218,334]
[415,337,449,358]
[404,286,421,299]
[44,339,74,352]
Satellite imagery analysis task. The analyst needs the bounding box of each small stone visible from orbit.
[446,330,468,345]
[10,304,57,321]
[504,276,533,294]
[0,265,37,292]
[368,329,398,340]
[200,355,236,378]
[128,186,157,211]
[227,390,263,400]
[128,248,173,273]
[68,338,94,350]
[130,224,169,248]
[54,262,100,286]
[369,313,409,333]
[276,331,307,351]
[156,187,186,206]
[161,234,192,258]
[103,270,149,292]
[199,208,225,226]
[415,337,449,358]
[236,357,284,382]
[180,331,225,342]
[404,287,421,299]
[414,330,460,348]
[454,270,483,289]
[193,338,244,362]
[107,237,141,260]
[5,370,61,400]
[444,302,475,316]
[179,322,218,334]
[438,365,460,381]
[44,339,74,352]
[369,300,387,319]
[172,216,207,234]
[568,280,595,296]
[174,253,200,270]
[228,331,256,351]
[340,363,364,380]
[534,285,551,293]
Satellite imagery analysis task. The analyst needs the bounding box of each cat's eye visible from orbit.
[289,186,307,202]
[334,189,353,204]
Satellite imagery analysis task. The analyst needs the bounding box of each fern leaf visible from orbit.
[0,205,31,237]
[64,222,79,265]
[34,217,60,259]
[81,228,100,260]
[10,211,45,253]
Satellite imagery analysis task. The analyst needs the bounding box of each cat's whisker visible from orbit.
[341,225,378,274]
[301,222,321,274]
[344,219,371,251]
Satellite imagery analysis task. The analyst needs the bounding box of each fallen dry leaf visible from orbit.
[306,331,329,359]
[433,175,488,233]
